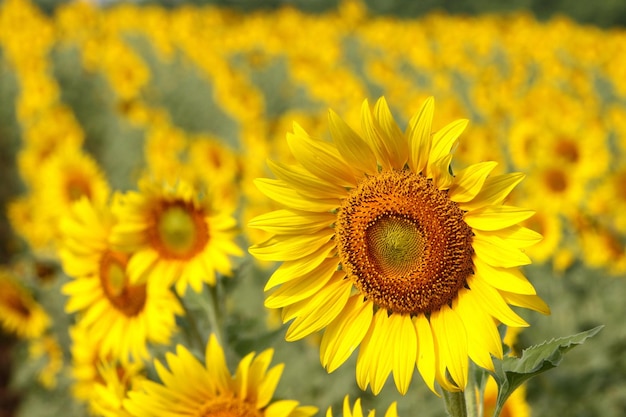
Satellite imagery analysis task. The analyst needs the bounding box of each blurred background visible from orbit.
[1,0,626,416]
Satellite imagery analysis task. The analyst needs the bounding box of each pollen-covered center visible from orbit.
[148,201,209,259]
[198,397,263,417]
[99,250,146,317]
[366,215,425,278]
[336,170,474,315]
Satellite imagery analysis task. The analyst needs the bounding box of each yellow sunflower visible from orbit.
[59,197,183,363]
[109,179,243,295]
[249,97,549,394]
[327,396,398,417]
[124,334,318,417]
[0,269,50,339]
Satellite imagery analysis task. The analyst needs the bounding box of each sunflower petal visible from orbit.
[468,276,529,327]
[464,206,536,231]
[268,160,346,200]
[459,172,525,211]
[329,109,378,176]
[475,225,543,249]
[265,241,337,290]
[430,153,454,190]
[248,209,335,235]
[449,161,498,203]
[473,233,532,268]
[320,295,373,373]
[499,290,551,315]
[473,256,537,295]
[361,99,391,170]
[428,119,468,177]
[430,305,468,389]
[249,231,333,262]
[406,96,434,174]
[414,314,437,395]
[287,131,357,187]
[389,314,417,394]
[254,178,339,212]
[374,97,408,169]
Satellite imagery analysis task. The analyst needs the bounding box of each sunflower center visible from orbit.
[544,168,567,193]
[198,397,263,417]
[555,138,579,163]
[151,202,209,259]
[366,216,425,278]
[66,175,92,202]
[99,251,146,317]
[336,170,474,315]
[0,286,31,318]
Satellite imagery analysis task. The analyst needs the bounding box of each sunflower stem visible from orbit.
[205,280,224,345]
[442,390,468,417]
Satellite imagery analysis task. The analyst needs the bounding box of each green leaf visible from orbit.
[489,325,604,417]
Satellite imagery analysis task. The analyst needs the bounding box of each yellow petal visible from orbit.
[287,131,357,187]
[406,96,434,174]
[389,314,417,394]
[464,206,536,231]
[499,290,551,315]
[249,231,333,262]
[257,363,283,409]
[329,109,378,176]
[284,273,352,341]
[454,290,503,370]
[449,161,498,203]
[473,233,532,268]
[430,305,468,390]
[320,295,373,373]
[265,400,299,417]
[248,209,336,235]
[265,258,339,309]
[265,240,337,290]
[459,173,525,211]
[430,153,454,190]
[361,99,391,170]
[475,225,543,249]
[428,118,468,177]
[205,334,231,394]
[374,97,408,169]
[413,314,437,394]
[468,275,529,327]
[361,309,394,395]
[473,256,537,295]
[268,160,347,200]
[254,178,340,212]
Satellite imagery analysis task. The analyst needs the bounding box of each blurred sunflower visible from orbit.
[124,334,317,417]
[0,269,49,339]
[250,97,549,394]
[482,376,530,417]
[327,396,398,417]
[69,325,144,416]
[109,179,243,295]
[59,197,183,362]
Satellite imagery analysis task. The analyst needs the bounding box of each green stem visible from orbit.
[443,390,468,417]
[205,282,224,345]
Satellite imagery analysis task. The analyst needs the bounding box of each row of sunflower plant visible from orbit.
[0,0,618,416]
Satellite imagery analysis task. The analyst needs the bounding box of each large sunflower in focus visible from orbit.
[249,97,549,394]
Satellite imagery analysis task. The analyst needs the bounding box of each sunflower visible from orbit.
[109,179,243,295]
[249,97,549,394]
[0,269,50,339]
[68,325,144,416]
[59,197,183,363]
[123,334,318,417]
[327,396,398,417]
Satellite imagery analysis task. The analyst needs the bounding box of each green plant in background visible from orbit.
[0,0,622,416]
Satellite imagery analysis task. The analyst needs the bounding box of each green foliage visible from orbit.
[490,326,603,417]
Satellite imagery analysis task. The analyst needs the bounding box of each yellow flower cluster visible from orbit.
[1,0,621,415]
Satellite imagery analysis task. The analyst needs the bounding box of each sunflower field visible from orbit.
[0,0,625,416]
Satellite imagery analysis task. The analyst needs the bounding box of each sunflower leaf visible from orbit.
[489,325,603,417]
